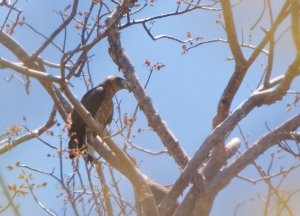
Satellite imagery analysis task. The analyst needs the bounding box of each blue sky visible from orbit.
[1,0,300,215]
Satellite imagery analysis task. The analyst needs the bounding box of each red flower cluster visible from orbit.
[144,59,165,71]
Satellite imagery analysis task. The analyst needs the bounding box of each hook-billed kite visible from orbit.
[68,75,130,160]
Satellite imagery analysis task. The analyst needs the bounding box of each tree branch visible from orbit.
[0,58,61,83]
[31,0,78,59]
[158,57,300,215]
[207,113,300,195]
[0,107,56,155]
[220,0,245,63]
[107,0,190,172]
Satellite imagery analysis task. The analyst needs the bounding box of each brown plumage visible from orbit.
[68,75,130,159]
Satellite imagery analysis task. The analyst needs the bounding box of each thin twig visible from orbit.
[0,172,20,216]
[32,0,79,58]
[25,179,57,216]
[0,107,56,154]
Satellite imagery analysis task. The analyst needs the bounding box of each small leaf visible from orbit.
[18,174,25,180]
[8,184,17,192]
[8,125,22,135]
[18,189,28,196]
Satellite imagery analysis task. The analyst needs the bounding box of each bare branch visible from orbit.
[84,162,102,215]
[25,179,57,216]
[94,161,113,216]
[107,0,190,173]
[186,38,269,55]
[31,0,78,58]
[246,0,290,67]
[208,113,300,195]
[0,108,56,155]
[158,57,300,215]
[0,58,61,83]
[108,166,127,215]
[220,0,246,63]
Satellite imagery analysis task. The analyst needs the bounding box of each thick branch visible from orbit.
[107,0,190,171]
[0,31,34,66]
[94,162,113,216]
[213,0,290,127]
[0,31,72,120]
[208,114,300,195]
[173,137,241,216]
[207,4,291,207]
[158,57,300,215]
[46,84,69,122]
[292,0,300,54]
[220,0,245,63]
[0,58,61,83]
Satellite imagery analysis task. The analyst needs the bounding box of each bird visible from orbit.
[67,75,130,160]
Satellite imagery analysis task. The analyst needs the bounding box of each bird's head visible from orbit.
[106,75,131,92]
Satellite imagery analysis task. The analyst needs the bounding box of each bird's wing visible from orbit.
[82,85,113,127]
[81,85,105,116]
[68,85,105,153]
